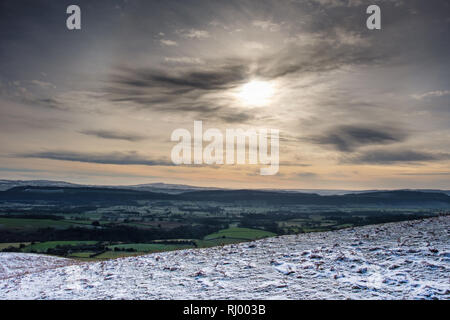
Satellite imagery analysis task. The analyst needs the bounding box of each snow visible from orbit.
[0,253,76,280]
[0,216,449,300]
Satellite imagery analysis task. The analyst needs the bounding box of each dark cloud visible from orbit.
[343,149,450,164]
[104,62,258,123]
[213,111,254,123]
[108,62,249,95]
[296,172,318,178]
[18,151,172,166]
[37,98,65,110]
[80,130,147,142]
[398,172,450,176]
[0,167,46,173]
[309,125,408,152]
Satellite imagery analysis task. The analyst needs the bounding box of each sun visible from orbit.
[237,80,274,107]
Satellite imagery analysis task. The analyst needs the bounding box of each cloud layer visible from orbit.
[0,0,448,188]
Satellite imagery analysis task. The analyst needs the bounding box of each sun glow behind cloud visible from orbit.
[236,80,275,107]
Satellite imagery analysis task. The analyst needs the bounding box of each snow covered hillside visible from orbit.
[1,216,449,300]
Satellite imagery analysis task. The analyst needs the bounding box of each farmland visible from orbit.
[0,186,448,259]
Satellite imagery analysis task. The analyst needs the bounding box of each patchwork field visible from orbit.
[0,227,277,260]
[0,187,447,260]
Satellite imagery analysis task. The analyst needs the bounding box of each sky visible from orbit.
[0,0,449,189]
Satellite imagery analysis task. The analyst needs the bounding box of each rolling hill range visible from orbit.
[1,180,449,195]
[1,186,450,207]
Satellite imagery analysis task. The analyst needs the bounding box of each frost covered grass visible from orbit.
[0,216,448,300]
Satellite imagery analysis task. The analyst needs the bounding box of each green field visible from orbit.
[0,242,30,250]
[203,227,276,241]
[22,241,98,253]
[12,227,277,260]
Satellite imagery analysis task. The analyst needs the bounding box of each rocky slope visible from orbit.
[0,216,449,300]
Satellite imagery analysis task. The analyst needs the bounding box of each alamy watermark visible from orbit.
[170,121,279,175]
[65,4,381,31]
[66,5,81,30]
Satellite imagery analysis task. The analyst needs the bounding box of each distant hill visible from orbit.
[0,179,82,191]
[0,186,175,204]
[1,179,449,195]
[0,180,221,194]
[178,189,450,206]
[121,182,223,194]
[1,185,449,207]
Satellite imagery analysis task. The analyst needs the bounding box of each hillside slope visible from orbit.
[0,216,449,299]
